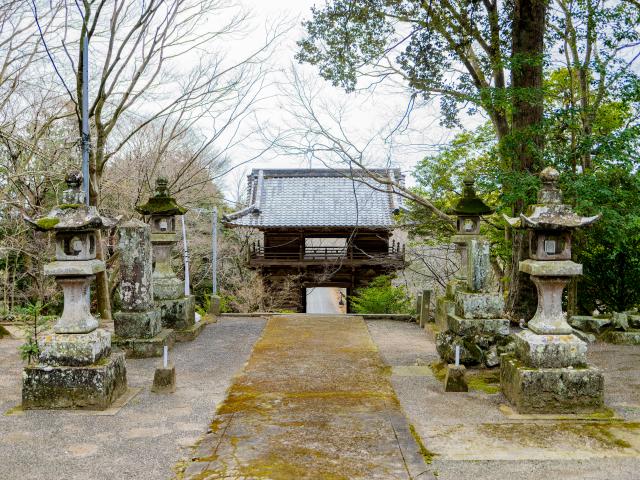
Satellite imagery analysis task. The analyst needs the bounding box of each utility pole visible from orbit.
[81,32,89,205]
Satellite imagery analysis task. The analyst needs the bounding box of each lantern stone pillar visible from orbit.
[136,178,202,342]
[22,173,127,410]
[435,178,510,367]
[113,219,175,357]
[501,167,604,413]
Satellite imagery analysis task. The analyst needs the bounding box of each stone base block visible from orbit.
[444,364,468,392]
[112,328,175,358]
[455,291,504,319]
[114,308,162,339]
[154,276,184,300]
[38,329,111,366]
[158,295,195,331]
[500,354,604,414]
[447,314,509,336]
[514,330,587,368]
[22,352,127,410]
[446,279,466,299]
[436,297,455,331]
[436,329,512,367]
[569,315,611,334]
[601,330,640,345]
[152,364,176,393]
[174,320,206,342]
[209,295,221,316]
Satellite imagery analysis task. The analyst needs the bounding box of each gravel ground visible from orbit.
[0,317,265,480]
[367,320,640,480]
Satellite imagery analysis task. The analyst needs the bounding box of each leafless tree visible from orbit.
[24,0,289,319]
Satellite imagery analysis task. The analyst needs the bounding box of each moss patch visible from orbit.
[409,424,436,464]
[430,361,447,382]
[480,421,640,451]
[34,217,59,230]
[467,369,501,394]
[0,325,10,338]
[4,405,23,416]
[57,203,83,210]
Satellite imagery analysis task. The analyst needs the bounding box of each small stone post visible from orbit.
[501,167,604,413]
[415,293,423,323]
[22,173,127,410]
[434,178,509,367]
[419,289,431,327]
[113,220,175,357]
[136,178,202,342]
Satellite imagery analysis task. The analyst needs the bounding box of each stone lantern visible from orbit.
[22,172,127,409]
[435,178,509,368]
[501,166,603,413]
[136,178,200,341]
[450,177,494,286]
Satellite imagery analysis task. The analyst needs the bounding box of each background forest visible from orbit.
[0,0,639,320]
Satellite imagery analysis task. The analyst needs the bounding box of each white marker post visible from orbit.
[455,345,460,367]
[163,345,168,369]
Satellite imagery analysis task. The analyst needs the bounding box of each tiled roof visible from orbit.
[223,168,403,229]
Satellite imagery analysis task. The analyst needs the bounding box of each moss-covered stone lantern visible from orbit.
[136,178,200,340]
[22,172,127,410]
[434,177,509,369]
[450,177,494,285]
[501,166,604,413]
[452,177,494,235]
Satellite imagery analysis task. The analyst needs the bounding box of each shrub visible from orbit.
[350,275,412,314]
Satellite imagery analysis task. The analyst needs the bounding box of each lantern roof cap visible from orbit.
[25,172,116,232]
[503,166,600,230]
[135,177,187,216]
[450,177,494,216]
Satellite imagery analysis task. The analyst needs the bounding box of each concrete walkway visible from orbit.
[180,315,427,479]
[0,318,265,480]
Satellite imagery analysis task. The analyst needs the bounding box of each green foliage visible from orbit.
[349,276,412,314]
[18,301,48,364]
[296,1,510,126]
[218,294,236,314]
[564,167,640,313]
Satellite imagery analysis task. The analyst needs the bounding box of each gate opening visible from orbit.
[305,287,347,314]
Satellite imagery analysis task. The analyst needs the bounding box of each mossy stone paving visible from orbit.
[179,315,427,479]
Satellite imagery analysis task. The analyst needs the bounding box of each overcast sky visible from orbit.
[218,0,472,195]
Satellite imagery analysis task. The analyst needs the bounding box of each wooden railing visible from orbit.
[248,241,405,263]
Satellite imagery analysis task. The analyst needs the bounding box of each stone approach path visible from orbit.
[180,315,427,479]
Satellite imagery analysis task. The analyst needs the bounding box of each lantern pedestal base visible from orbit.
[157,295,195,330]
[154,276,184,300]
[22,351,127,410]
[454,291,505,320]
[38,329,111,366]
[114,308,162,339]
[500,354,604,414]
[513,330,587,368]
[173,320,206,343]
[112,328,175,358]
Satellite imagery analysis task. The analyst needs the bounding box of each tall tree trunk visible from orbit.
[89,144,112,322]
[505,0,548,319]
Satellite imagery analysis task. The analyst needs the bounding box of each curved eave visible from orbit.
[504,213,601,230]
[25,207,118,232]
